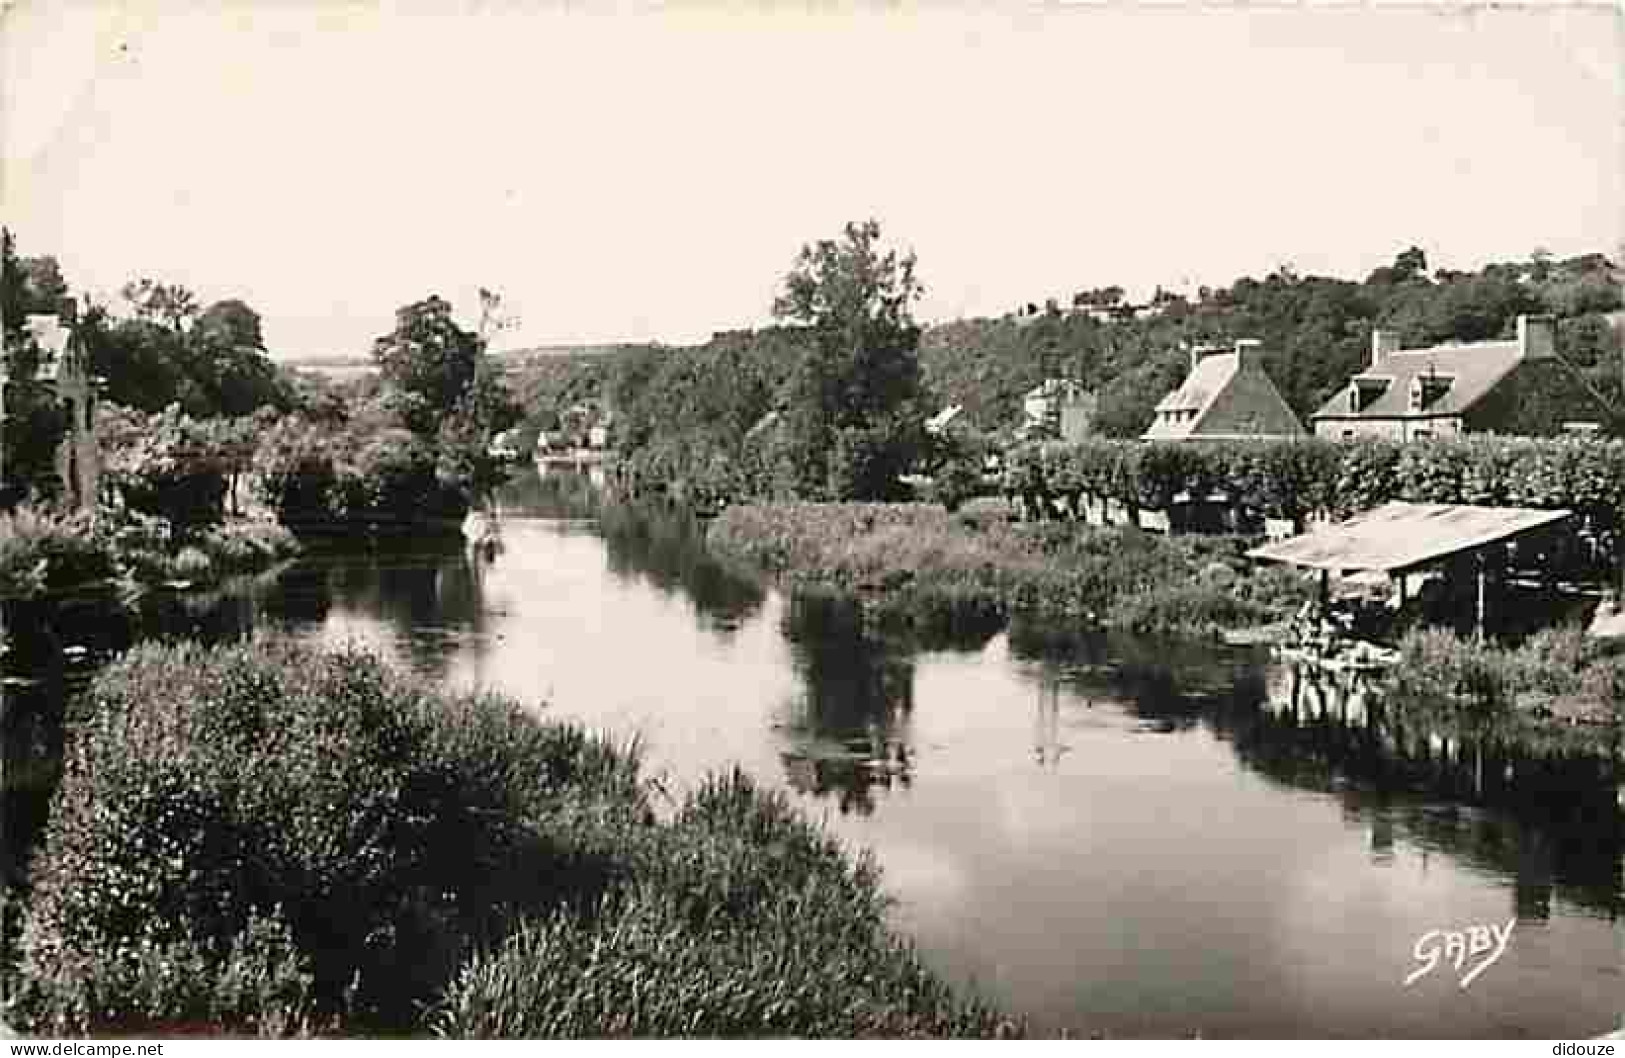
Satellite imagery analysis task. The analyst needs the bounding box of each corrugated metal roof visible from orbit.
[1247,501,1572,573]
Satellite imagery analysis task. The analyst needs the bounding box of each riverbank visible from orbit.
[706,500,1623,753]
[0,507,300,599]
[707,501,1314,638]
[6,637,1014,1038]
[1388,625,1622,745]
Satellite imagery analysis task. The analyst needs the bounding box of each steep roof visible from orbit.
[1151,353,1233,417]
[1311,340,1523,421]
[1143,349,1306,441]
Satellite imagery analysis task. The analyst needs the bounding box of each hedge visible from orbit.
[999,435,1625,530]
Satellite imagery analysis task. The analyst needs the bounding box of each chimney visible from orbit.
[1370,328,1400,369]
[1517,314,1555,360]
[1234,339,1262,369]
[56,296,77,327]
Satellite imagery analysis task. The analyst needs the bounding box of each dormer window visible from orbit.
[1348,376,1390,413]
[1409,372,1454,412]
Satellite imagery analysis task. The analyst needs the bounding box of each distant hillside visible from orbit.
[918,249,1622,437]
[495,342,648,363]
[277,355,373,369]
[501,247,1622,452]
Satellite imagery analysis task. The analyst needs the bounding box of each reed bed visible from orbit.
[708,502,1312,637]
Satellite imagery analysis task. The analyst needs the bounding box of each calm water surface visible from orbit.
[128,472,1624,1038]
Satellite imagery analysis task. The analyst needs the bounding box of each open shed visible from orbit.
[1247,501,1573,638]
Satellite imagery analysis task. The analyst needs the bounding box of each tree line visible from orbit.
[507,237,1620,509]
[2,229,519,536]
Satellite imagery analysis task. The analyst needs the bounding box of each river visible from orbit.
[18,469,1625,1038]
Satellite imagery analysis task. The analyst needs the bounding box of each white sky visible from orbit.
[3,1,1621,359]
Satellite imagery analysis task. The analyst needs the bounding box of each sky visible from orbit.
[3,1,1621,360]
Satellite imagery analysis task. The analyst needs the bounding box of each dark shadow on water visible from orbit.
[1007,617,1622,922]
[596,502,766,638]
[300,538,488,681]
[777,593,915,816]
[496,464,607,522]
[1219,665,1622,922]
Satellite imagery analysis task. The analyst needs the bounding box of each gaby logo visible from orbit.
[1404,918,1516,989]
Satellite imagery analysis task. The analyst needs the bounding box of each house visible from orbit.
[1020,379,1096,442]
[1142,340,1305,441]
[1309,315,1606,441]
[2,298,101,508]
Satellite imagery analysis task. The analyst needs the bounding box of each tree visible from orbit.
[1367,246,1431,287]
[121,278,200,331]
[190,299,287,417]
[772,220,927,500]
[372,295,481,435]
[195,298,264,351]
[1,230,72,502]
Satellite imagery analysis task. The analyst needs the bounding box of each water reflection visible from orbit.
[2,477,1617,1036]
[1237,663,1622,922]
[598,504,765,637]
[307,542,489,680]
[778,595,915,815]
[497,464,607,521]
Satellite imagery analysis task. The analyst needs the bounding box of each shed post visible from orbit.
[1475,551,1488,642]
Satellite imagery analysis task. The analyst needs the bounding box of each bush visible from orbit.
[16,640,1002,1038]
[0,508,117,599]
[254,419,472,535]
[436,770,1009,1039]
[14,639,647,1034]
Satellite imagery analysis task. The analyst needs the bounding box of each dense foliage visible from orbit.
[75,280,293,419]
[769,220,929,500]
[252,418,472,536]
[1,230,73,502]
[920,248,1622,439]
[1000,434,1625,538]
[0,506,297,599]
[248,295,520,537]
[14,639,1009,1037]
[708,502,1311,636]
[99,404,263,526]
[506,244,1619,511]
[1389,624,1623,729]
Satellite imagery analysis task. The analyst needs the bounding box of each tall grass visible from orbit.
[1390,623,1625,720]
[708,502,1311,637]
[13,639,1008,1038]
[436,770,1011,1039]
